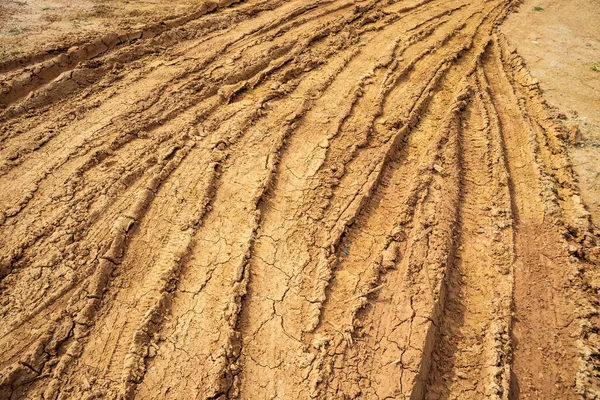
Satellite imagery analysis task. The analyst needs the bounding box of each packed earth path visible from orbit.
[0,0,599,399]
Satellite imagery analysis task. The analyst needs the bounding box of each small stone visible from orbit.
[382,242,399,269]
[569,124,582,144]
[311,334,330,349]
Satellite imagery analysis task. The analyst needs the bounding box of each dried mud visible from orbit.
[0,0,599,399]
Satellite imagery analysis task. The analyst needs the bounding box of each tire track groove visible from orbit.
[1,1,597,399]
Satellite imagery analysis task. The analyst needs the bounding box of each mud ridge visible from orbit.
[1,0,598,398]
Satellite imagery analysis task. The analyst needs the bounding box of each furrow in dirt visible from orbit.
[424,61,515,399]
[0,8,368,392]
[0,135,196,397]
[0,0,253,109]
[482,35,582,398]
[0,0,357,291]
[233,2,485,397]
[1,0,360,394]
[301,3,515,399]
[1,0,598,399]
[128,25,366,400]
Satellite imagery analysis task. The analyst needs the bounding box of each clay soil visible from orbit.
[0,0,599,399]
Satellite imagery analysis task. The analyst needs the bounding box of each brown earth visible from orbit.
[0,0,200,63]
[502,0,600,229]
[0,0,599,399]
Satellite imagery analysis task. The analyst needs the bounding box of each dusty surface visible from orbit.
[0,0,599,399]
[0,0,199,64]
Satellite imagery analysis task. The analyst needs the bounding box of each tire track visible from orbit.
[234,3,480,398]
[0,0,254,109]
[425,61,515,399]
[0,0,360,302]
[1,0,597,399]
[301,3,514,398]
[131,23,367,400]
[1,2,366,394]
[483,36,584,398]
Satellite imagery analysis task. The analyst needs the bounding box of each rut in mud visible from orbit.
[0,0,599,399]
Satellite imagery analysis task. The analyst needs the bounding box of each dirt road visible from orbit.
[0,0,598,399]
[502,0,600,230]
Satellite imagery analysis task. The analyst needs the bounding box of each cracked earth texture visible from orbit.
[0,0,599,399]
